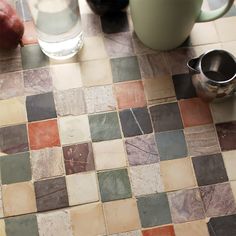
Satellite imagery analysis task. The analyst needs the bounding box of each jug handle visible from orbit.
[196,0,234,22]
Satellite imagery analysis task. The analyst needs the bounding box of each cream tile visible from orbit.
[0,220,6,236]
[2,181,37,217]
[0,187,3,217]
[66,172,99,206]
[161,158,196,191]
[230,181,236,201]
[70,202,106,236]
[79,0,93,14]
[0,97,27,127]
[193,43,222,57]
[104,199,141,234]
[223,150,236,181]
[222,41,236,57]
[93,139,127,170]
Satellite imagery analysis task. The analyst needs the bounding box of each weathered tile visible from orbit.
[15,0,32,21]
[34,177,69,212]
[142,225,175,236]
[0,220,6,236]
[223,150,236,181]
[22,21,37,45]
[81,13,102,37]
[63,142,95,175]
[168,188,205,223]
[111,230,142,236]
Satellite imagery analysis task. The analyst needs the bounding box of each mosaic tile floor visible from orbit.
[0,0,236,235]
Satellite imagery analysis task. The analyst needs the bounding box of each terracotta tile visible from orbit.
[179,98,213,127]
[22,21,38,45]
[142,225,175,236]
[111,230,142,236]
[0,220,6,236]
[81,13,102,37]
[28,119,60,150]
[223,150,236,181]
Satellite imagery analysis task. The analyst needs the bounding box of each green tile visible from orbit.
[5,214,39,236]
[137,193,172,228]
[89,112,121,142]
[0,152,32,184]
[111,56,141,83]
[98,169,132,202]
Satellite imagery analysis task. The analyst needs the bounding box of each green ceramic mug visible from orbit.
[130,0,234,50]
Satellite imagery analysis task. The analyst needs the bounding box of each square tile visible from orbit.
[0,97,27,127]
[200,183,236,217]
[31,147,65,181]
[155,130,187,161]
[111,56,141,83]
[119,107,153,137]
[70,202,106,236]
[93,139,126,170]
[2,182,37,217]
[223,150,236,181]
[34,177,69,212]
[192,153,228,186]
[130,163,163,196]
[137,193,172,228]
[222,40,236,57]
[89,112,121,142]
[66,172,99,205]
[160,158,196,191]
[81,13,102,37]
[114,81,146,109]
[0,220,6,236]
[26,92,57,122]
[22,21,37,45]
[125,134,159,166]
[63,142,95,175]
[168,188,205,223]
[184,124,221,157]
[150,102,183,132]
[111,230,142,236]
[104,199,141,234]
[98,168,132,202]
[0,187,3,218]
[0,124,29,155]
[28,119,60,150]
[59,115,90,145]
[179,98,213,127]
[142,225,175,236]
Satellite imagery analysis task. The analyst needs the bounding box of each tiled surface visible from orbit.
[0,0,235,235]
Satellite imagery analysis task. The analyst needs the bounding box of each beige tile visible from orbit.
[66,172,99,206]
[230,181,236,201]
[193,43,222,57]
[70,202,106,236]
[111,231,142,236]
[174,220,209,236]
[223,150,236,181]
[93,139,127,170]
[0,97,27,127]
[0,220,6,236]
[222,41,236,57]
[104,198,141,234]
[2,181,37,217]
[161,158,196,192]
[0,187,3,217]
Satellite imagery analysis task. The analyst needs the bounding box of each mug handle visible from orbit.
[196,0,234,22]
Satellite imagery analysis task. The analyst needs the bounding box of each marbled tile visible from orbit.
[21,45,49,70]
[70,202,106,236]
[0,97,27,127]
[137,193,172,228]
[59,115,91,145]
[0,220,6,236]
[119,107,153,137]
[161,158,196,192]
[111,56,141,83]
[184,124,221,157]
[114,81,146,109]
[0,71,24,100]
[15,0,32,21]
[5,214,39,236]
[89,112,121,142]
[81,13,102,37]
[0,187,3,218]
[2,182,37,217]
[98,168,132,202]
[216,122,236,151]
[142,225,175,236]
[54,88,86,116]
[63,142,95,175]
[0,124,29,155]
[192,153,228,186]
[111,230,142,236]
[22,21,37,45]
[0,152,31,184]
[26,92,57,122]
[37,210,72,236]
[31,147,65,181]
[156,130,187,161]
[34,177,69,212]
[93,139,126,170]
[80,58,113,87]
[223,150,236,181]
[130,163,163,196]
[103,32,134,58]
[66,172,99,205]
[84,85,116,113]
[28,119,60,150]
[168,188,205,223]
[125,134,159,166]
[208,0,236,17]
[23,67,53,95]
[104,199,141,234]
[150,102,183,132]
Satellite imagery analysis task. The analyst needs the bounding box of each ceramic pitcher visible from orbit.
[130,0,234,50]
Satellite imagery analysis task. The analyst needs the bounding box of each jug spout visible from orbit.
[187,57,200,75]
